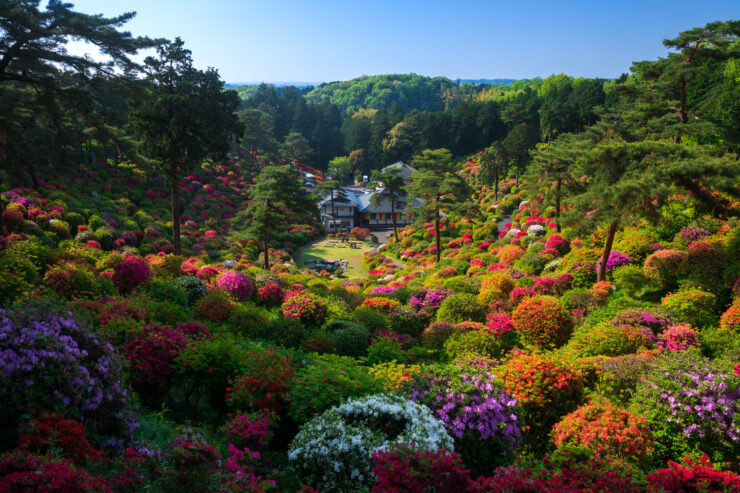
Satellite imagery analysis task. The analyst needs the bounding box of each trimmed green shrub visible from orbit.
[436,293,486,324]
[331,324,370,358]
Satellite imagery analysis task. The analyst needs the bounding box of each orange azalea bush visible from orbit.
[551,402,654,462]
[361,297,401,315]
[498,244,526,265]
[497,353,583,410]
[512,296,573,350]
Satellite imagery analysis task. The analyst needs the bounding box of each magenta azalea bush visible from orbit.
[112,255,152,293]
[216,270,254,301]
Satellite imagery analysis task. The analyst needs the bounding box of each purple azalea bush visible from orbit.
[633,350,740,462]
[0,300,136,450]
[595,250,633,272]
[679,226,712,243]
[409,288,451,314]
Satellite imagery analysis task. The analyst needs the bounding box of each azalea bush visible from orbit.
[281,289,327,327]
[550,402,653,462]
[225,346,295,413]
[216,269,254,301]
[288,393,453,492]
[632,350,740,463]
[512,295,573,350]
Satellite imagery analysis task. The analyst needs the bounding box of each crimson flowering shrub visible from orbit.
[107,448,147,493]
[371,445,475,493]
[482,454,640,493]
[168,431,222,491]
[545,234,569,255]
[216,270,254,301]
[0,301,134,451]
[633,350,740,463]
[112,255,152,293]
[221,410,277,451]
[512,296,573,350]
[176,321,211,341]
[658,323,700,351]
[194,291,236,322]
[0,450,111,493]
[226,346,295,412]
[281,290,327,327]
[257,281,284,306]
[589,281,614,303]
[196,265,220,281]
[124,324,189,391]
[551,403,653,462]
[19,411,105,465]
[509,286,536,306]
[645,454,740,492]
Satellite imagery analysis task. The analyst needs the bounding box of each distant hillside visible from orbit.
[458,78,519,85]
[304,74,459,115]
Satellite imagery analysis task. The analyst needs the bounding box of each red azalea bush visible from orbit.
[497,353,583,409]
[509,286,536,307]
[512,296,573,350]
[589,281,614,303]
[258,282,285,306]
[112,255,152,293]
[645,454,740,492]
[216,270,254,301]
[196,265,220,282]
[124,324,189,389]
[194,291,236,322]
[18,411,105,465]
[545,234,569,255]
[371,445,474,493]
[226,346,295,412]
[221,410,276,451]
[43,262,97,299]
[550,402,654,461]
[0,450,111,493]
[281,290,327,327]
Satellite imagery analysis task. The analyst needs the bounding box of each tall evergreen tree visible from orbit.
[370,167,406,242]
[407,148,473,263]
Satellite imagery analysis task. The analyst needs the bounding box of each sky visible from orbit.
[65,0,738,84]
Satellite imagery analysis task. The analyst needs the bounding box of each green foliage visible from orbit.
[330,324,370,358]
[661,288,718,329]
[366,338,407,365]
[287,354,382,423]
[612,264,650,298]
[351,306,389,332]
[436,293,486,324]
[444,330,504,360]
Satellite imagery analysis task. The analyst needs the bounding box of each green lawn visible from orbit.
[295,238,376,278]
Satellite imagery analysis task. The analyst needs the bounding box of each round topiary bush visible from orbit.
[351,306,389,333]
[477,271,515,307]
[421,321,455,350]
[512,295,573,350]
[643,249,688,288]
[288,393,453,492]
[661,288,717,329]
[175,275,207,305]
[281,290,327,328]
[657,323,700,351]
[565,322,655,358]
[331,323,370,358]
[444,330,506,360]
[215,269,254,301]
[551,402,653,462]
[436,293,486,324]
[193,291,236,323]
[112,255,152,293]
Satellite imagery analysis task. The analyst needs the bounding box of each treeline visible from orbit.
[236,74,610,177]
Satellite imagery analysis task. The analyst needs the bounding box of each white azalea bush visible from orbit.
[527,224,545,236]
[287,393,453,492]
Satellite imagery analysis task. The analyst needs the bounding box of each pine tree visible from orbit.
[370,167,406,242]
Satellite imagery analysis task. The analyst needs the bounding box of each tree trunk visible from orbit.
[597,221,619,282]
[0,177,5,236]
[391,199,398,242]
[171,177,182,255]
[494,168,499,200]
[555,176,562,233]
[435,208,441,264]
[27,162,40,189]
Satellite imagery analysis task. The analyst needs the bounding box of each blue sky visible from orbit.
[66,0,738,83]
